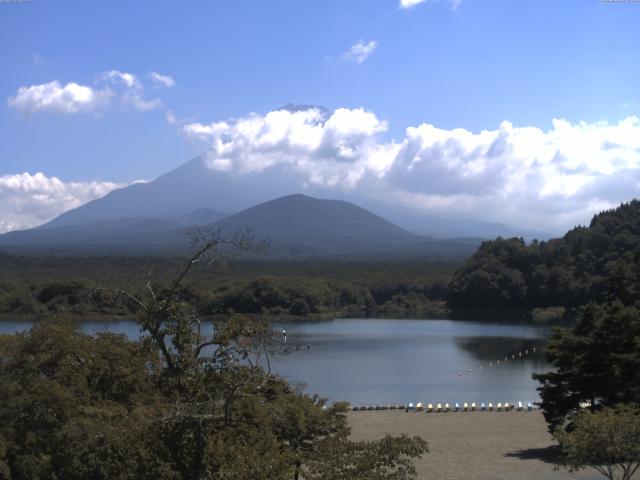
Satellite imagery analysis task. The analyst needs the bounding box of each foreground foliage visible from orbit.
[0,238,428,479]
[534,302,640,431]
[554,406,640,480]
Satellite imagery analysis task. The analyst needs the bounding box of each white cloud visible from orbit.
[102,70,140,89]
[7,81,111,115]
[124,91,163,111]
[102,70,162,111]
[165,110,177,125]
[400,0,428,8]
[0,173,123,233]
[341,40,378,64]
[400,0,461,9]
[184,106,640,231]
[8,69,169,116]
[148,72,175,88]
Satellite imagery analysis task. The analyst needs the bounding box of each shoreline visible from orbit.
[348,410,600,480]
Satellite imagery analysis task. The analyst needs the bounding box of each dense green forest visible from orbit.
[447,200,640,313]
[0,255,455,320]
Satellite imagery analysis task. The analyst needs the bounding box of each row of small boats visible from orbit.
[352,401,534,412]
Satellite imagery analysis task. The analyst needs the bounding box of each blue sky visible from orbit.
[1,0,640,233]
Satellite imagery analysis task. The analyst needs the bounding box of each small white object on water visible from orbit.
[416,402,424,411]
[463,402,469,411]
[444,403,450,412]
[471,402,477,411]
[408,402,415,410]
[436,403,442,412]
[427,403,433,413]
[517,401,523,411]
[454,402,459,412]
[488,402,493,411]
[527,402,533,411]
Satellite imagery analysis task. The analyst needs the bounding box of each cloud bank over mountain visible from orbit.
[4,90,640,235]
[183,107,640,232]
[0,173,123,233]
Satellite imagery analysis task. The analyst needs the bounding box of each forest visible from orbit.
[447,200,640,314]
[0,256,455,320]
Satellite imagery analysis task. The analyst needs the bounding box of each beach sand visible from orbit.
[348,410,602,480]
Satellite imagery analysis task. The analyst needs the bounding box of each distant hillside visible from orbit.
[0,193,479,259]
[213,194,414,253]
[447,200,640,310]
[0,208,227,250]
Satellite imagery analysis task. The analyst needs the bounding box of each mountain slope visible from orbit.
[0,193,480,258]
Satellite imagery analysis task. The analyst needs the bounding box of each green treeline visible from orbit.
[447,200,640,312]
[0,257,455,320]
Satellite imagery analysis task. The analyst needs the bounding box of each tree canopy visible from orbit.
[534,302,640,431]
[448,200,640,311]
[554,406,640,480]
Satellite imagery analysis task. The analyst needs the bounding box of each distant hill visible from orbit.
[214,194,415,253]
[447,200,640,310]
[0,193,479,259]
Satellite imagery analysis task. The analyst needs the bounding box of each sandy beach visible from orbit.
[348,410,602,480]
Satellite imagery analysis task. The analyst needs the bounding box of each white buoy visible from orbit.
[488,402,493,411]
[527,402,533,411]
[416,402,424,411]
[517,401,523,411]
[427,403,433,413]
[471,402,477,411]
[497,402,502,411]
[436,403,442,412]
[408,402,415,410]
[463,402,469,411]
[444,403,450,412]
[454,402,459,412]
[504,402,510,411]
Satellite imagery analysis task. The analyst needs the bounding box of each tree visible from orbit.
[554,406,640,480]
[306,434,428,480]
[534,301,640,431]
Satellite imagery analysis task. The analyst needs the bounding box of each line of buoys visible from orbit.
[352,401,536,412]
[458,345,540,379]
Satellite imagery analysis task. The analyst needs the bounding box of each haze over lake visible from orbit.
[1,318,549,405]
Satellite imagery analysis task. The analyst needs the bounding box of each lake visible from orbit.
[0,318,550,406]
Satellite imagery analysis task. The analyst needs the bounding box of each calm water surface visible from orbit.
[0,318,550,405]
